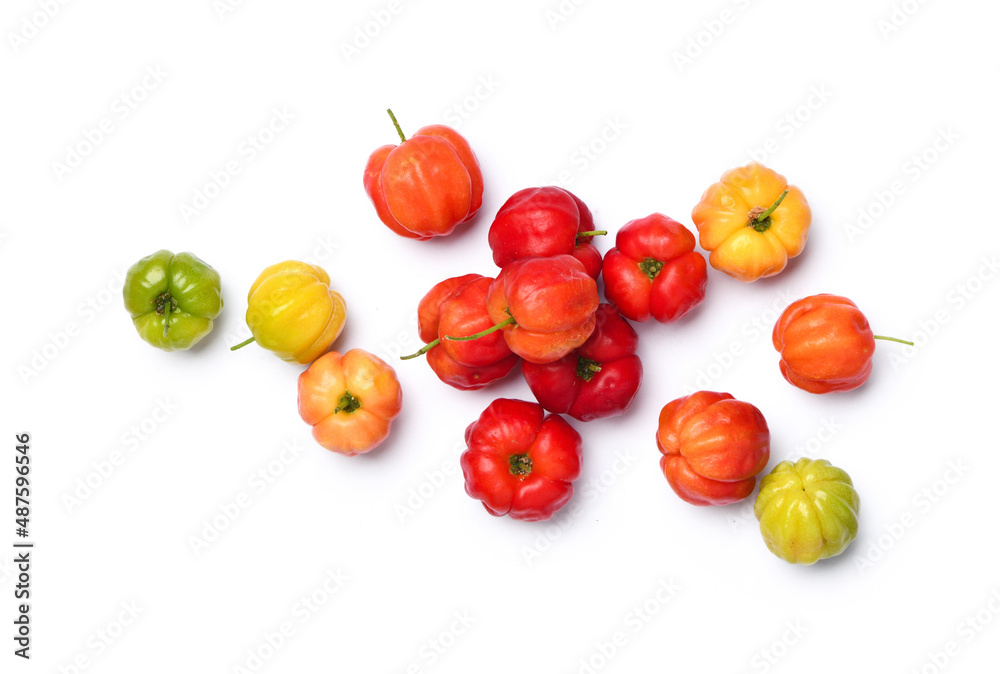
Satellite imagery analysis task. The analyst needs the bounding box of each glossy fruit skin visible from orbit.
[484,254,600,364]
[656,391,770,506]
[123,250,223,351]
[754,457,860,565]
[363,123,483,240]
[297,349,403,456]
[522,304,642,421]
[772,294,876,394]
[417,274,483,344]
[426,347,519,391]
[602,213,708,323]
[488,186,603,279]
[245,261,347,365]
[691,162,811,282]
[460,398,582,521]
[417,274,518,390]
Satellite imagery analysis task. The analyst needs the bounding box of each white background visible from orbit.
[3,0,999,672]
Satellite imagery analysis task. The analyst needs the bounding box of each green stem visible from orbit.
[874,334,914,346]
[639,257,664,280]
[756,190,788,222]
[508,453,532,476]
[153,291,177,337]
[444,315,517,342]
[162,302,171,338]
[576,357,602,382]
[335,391,361,414]
[230,336,256,351]
[748,189,788,233]
[576,230,608,242]
[387,108,406,143]
[402,313,518,360]
[400,338,440,361]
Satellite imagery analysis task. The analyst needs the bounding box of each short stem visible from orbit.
[639,257,664,281]
[874,334,915,346]
[153,291,177,337]
[386,108,406,143]
[162,302,171,338]
[444,315,517,342]
[230,337,256,351]
[748,189,788,233]
[576,230,608,243]
[400,338,439,361]
[577,357,602,382]
[335,391,361,414]
[508,453,532,477]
